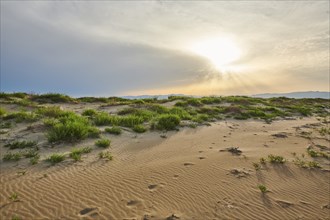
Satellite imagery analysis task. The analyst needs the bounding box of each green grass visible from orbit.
[12,215,21,220]
[36,106,69,118]
[0,107,7,116]
[253,162,261,170]
[4,140,37,149]
[9,192,19,202]
[47,153,65,164]
[132,124,147,133]
[82,109,98,117]
[267,154,286,163]
[31,93,74,103]
[105,126,122,135]
[155,114,180,131]
[3,152,22,161]
[23,149,39,158]
[258,184,267,193]
[99,151,113,160]
[95,139,111,148]
[69,147,92,161]
[47,113,97,143]
[30,155,40,165]
[3,111,39,123]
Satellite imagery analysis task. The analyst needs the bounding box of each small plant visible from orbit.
[82,109,98,117]
[87,127,101,138]
[307,161,321,168]
[155,114,180,131]
[95,139,111,148]
[9,192,18,201]
[70,152,82,161]
[3,152,22,161]
[12,215,21,220]
[47,153,65,165]
[69,147,92,161]
[260,157,266,164]
[4,140,37,149]
[23,149,39,158]
[267,154,285,163]
[99,151,113,160]
[258,184,267,193]
[227,147,242,155]
[253,162,261,171]
[30,155,40,165]
[132,124,147,133]
[105,126,122,135]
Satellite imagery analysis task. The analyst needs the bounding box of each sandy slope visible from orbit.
[0,118,329,220]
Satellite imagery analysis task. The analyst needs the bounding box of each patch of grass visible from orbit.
[186,98,203,107]
[267,154,285,163]
[47,153,65,165]
[93,112,114,126]
[23,149,39,158]
[95,139,111,148]
[99,151,113,160]
[118,115,144,128]
[31,93,74,103]
[12,215,21,220]
[253,162,261,170]
[155,114,180,131]
[82,109,98,117]
[258,184,267,193]
[259,157,266,164]
[169,107,192,120]
[0,122,12,129]
[87,127,101,138]
[30,155,40,165]
[132,124,147,133]
[307,161,321,168]
[4,140,37,149]
[0,107,7,116]
[69,146,92,161]
[3,152,22,161]
[319,127,330,136]
[3,111,39,123]
[9,192,19,202]
[192,114,211,123]
[36,106,69,118]
[105,126,122,135]
[47,114,95,143]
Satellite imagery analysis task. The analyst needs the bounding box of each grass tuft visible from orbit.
[95,139,111,148]
[47,153,65,165]
[99,151,113,160]
[105,127,122,135]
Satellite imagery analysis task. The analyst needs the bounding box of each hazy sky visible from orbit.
[1,1,329,97]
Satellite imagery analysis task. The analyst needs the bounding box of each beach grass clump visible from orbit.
[31,93,74,103]
[30,155,40,165]
[3,111,39,123]
[258,184,267,193]
[69,146,92,161]
[154,114,180,131]
[95,139,111,148]
[307,161,321,168]
[9,192,19,202]
[0,121,12,129]
[47,153,65,164]
[186,98,203,107]
[267,154,286,163]
[3,152,22,161]
[99,151,113,160]
[117,115,144,128]
[87,127,101,138]
[319,127,330,136]
[132,124,147,133]
[47,113,96,143]
[82,109,98,117]
[93,112,115,126]
[260,157,266,164]
[253,162,261,171]
[23,149,39,158]
[36,106,69,118]
[0,107,7,116]
[169,107,192,120]
[4,140,37,149]
[174,101,188,107]
[192,114,211,123]
[105,126,122,135]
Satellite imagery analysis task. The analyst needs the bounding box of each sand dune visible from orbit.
[1,116,329,219]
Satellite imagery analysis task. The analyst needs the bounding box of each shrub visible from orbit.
[118,115,144,127]
[30,155,40,165]
[36,106,69,118]
[31,93,74,103]
[4,140,37,149]
[155,114,180,130]
[47,114,93,143]
[3,111,39,123]
[169,107,192,120]
[93,112,114,126]
[187,98,202,107]
[95,139,111,148]
[47,153,65,164]
[174,101,188,107]
[69,147,92,161]
[267,154,285,163]
[0,108,7,116]
[3,152,22,161]
[82,109,98,117]
[23,149,39,158]
[87,127,101,138]
[258,184,267,193]
[105,127,122,135]
[132,124,147,133]
[99,151,113,160]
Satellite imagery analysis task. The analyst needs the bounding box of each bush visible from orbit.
[31,93,74,103]
[82,109,98,117]
[132,124,147,133]
[47,114,95,143]
[30,155,40,165]
[36,106,69,118]
[155,114,180,130]
[47,153,65,164]
[105,127,122,135]
[95,139,111,148]
[69,146,92,161]
[3,152,22,161]
[267,154,285,163]
[3,111,39,123]
[93,112,114,126]
[99,151,113,160]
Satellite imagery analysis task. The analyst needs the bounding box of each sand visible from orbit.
[0,104,329,219]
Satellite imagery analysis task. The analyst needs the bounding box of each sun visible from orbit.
[189,37,242,71]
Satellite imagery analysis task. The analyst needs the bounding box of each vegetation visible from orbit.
[267,154,286,163]
[258,184,267,193]
[4,140,37,149]
[47,153,65,165]
[99,151,113,160]
[9,192,19,202]
[30,155,40,165]
[132,124,147,133]
[95,139,111,148]
[3,111,39,123]
[105,126,122,135]
[154,114,180,130]
[3,152,22,161]
[69,147,92,161]
[253,162,261,171]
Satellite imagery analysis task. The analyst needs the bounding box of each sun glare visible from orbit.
[189,37,242,71]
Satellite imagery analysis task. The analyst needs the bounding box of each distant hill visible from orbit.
[252,91,329,99]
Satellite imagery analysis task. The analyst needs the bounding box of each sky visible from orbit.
[1,1,329,97]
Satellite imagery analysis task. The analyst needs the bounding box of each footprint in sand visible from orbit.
[198,150,204,153]
[183,162,195,166]
[198,156,206,160]
[126,199,144,209]
[173,174,179,179]
[275,199,294,208]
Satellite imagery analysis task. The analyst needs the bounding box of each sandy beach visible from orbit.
[0,97,329,220]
